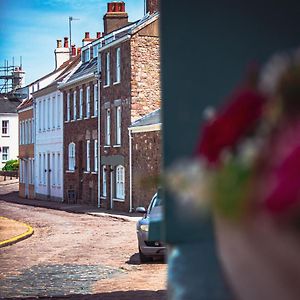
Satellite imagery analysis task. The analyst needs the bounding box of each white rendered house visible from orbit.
[0,97,20,170]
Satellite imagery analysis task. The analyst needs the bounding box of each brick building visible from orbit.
[99,3,160,211]
[18,98,34,199]
[60,34,101,206]
[129,109,161,210]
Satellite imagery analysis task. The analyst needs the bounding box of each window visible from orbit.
[32,118,35,143]
[115,165,125,199]
[22,121,25,144]
[57,153,61,186]
[28,119,32,144]
[67,93,70,121]
[102,166,107,197]
[24,120,28,144]
[83,49,90,62]
[52,153,56,186]
[2,120,9,135]
[93,84,98,116]
[52,96,56,129]
[38,101,42,131]
[94,140,98,172]
[79,88,83,119]
[105,109,111,145]
[105,52,110,86]
[2,147,9,162]
[47,98,50,130]
[43,153,46,184]
[93,44,100,58]
[19,122,22,144]
[86,86,90,118]
[68,143,75,171]
[73,91,77,120]
[43,99,46,130]
[115,47,121,83]
[31,159,34,185]
[115,106,121,145]
[39,154,42,183]
[86,140,90,172]
[57,94,61,128]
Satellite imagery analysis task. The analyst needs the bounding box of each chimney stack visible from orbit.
[82,31,95,46]
[85,32,90,39]
[146,0,159,14]
[54,38,70,69]
[103,2,128,35]
[64,37,69,48]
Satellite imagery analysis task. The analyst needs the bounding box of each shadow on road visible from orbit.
[7,290,167,300]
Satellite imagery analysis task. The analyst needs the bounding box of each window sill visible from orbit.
[91,171,98,174]
[100,196,107,199]
[103,84,110,88]
[113,198,125,202]
[66,170,75,173]
[70,120,75,122]
[64,121,70,123]
[77,117,83,121]
[91,115,97,118]
[84,117,90,120]
[113,81,120,85]
[1,135,9,138]
[104,145,111,148]
[84,171,90,174]
[113,144,121,148]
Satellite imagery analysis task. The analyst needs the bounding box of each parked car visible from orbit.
[136,192,165,262]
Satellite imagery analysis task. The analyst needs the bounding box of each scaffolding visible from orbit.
[0,57,25,96]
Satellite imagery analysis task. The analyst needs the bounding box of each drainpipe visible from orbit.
[96,71,101,208]
[128,128,133,212]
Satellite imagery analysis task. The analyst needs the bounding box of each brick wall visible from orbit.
[130,24,160,122]
[146,0,159,14]
[63,79,99,206]
[132,130,161,209]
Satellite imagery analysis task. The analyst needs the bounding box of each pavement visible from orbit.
[0,180,141,223]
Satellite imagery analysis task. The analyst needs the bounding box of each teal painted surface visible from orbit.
[161,0,300,244]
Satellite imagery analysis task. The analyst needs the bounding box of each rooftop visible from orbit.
[0,95,22,114]
[130,108,161,128]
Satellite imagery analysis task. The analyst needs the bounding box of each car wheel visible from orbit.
[139,247,152,263]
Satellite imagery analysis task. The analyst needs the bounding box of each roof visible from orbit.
[17,97,33,111]
[0,95,22,113]
[66,57,97,83]
[130,109,161,128]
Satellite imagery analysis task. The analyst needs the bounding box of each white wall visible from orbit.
[34,90,64,200]
[0,113,19,170]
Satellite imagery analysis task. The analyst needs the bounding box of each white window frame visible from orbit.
[38,101,42,131]
[86,86,90,118]
[19,159,23,183]
[73,91,77,120]
[43,99,46,130]
[28,119,32,144]
[57,152,61,186]
[105,52,110,86]
[2,146,9,162]
[115,47,121,84]
[93,84,98,117]
[52,96,56,129]
[32,118,35,143]
[94,139,98,172]
[43,153,46,185]
[115,106,121,145]
[105,109,111,146]
[47,98,51,130]
[86,140,90,172]
[115,165,125,200]
[2,120,9,136]
[102,166,107,197]
[67,93,70,122]
[68,142,76,171]
[39,154,42,184]
[79,88,83,119]
[57,94,61,128]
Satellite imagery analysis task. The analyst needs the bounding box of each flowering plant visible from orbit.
[166,50,300,227]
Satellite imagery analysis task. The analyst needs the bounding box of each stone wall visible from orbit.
[147,0,160,14]
[132,130,161,209]
[130,25,160,123]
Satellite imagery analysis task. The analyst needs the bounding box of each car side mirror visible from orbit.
[136,207,147,214]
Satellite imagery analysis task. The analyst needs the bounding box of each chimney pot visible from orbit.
[96,32,101,39]
[77,48,81,55]
[85,32,90,39]
[64,37,69,48]
[71,45,76,56]
[104,2,128,34]
[57,39,62,48]
[107,2,125,13]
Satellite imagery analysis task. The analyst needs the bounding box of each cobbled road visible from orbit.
[0,200,167,299]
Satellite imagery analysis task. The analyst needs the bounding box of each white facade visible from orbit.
[0,113,19,170]
[35,90,63,201]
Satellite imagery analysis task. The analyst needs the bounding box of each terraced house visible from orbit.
[99,1,160,212]
[60,32,101,206]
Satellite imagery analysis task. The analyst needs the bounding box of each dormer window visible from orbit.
[82,49,90,63]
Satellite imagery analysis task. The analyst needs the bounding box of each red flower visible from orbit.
[195,88,266,164]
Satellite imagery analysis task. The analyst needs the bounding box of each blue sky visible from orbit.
[0,0,144,84]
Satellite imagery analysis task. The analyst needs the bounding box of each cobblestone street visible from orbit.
[0,193,167,299]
